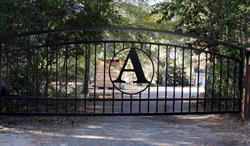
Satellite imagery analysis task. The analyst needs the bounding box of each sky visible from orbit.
[148,0,165,5]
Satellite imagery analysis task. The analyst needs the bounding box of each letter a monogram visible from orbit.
[113,48,149,83]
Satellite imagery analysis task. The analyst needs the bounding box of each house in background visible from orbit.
[193,67,206,87]
[162,50,207,87]
[96,57,121,88]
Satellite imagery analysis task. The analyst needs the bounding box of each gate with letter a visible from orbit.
[0,27,244,116]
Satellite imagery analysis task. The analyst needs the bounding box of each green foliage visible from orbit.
[152,0,249,47]
[0,0,118,35]
[151,0,249,109]
[0,0,119,99]
[166,51,189,86]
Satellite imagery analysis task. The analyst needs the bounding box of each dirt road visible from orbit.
[0,114,249,145]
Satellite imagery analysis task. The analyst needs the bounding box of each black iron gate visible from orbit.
[0,27,244,116]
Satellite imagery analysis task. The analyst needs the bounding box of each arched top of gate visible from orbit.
[0,26,242,51]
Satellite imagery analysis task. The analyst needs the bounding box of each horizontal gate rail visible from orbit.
[0,26,242,51]
[1,96,241,101]
[0,40,242,63]
[0,111,240,117]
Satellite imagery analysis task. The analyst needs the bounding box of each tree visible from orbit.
[152,0,249,109]
[151,0,249,47]
[0,0,119,96]
[0,0,118,35]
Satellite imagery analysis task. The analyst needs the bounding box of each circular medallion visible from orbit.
[109,47,154,95]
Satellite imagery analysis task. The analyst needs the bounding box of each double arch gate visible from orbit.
[0,27,244,116]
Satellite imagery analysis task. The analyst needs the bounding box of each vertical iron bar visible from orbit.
[226,58,229,111]
[26,50,29,112]
[16,51,19,112]
[121,93,123,113]
[65,45,68,113]
[233,62,236,110]
[112,43,115,114]
[181,48,184,112]
[56,46,58,113]
[84,43,87,113]
[196,53,200,111]
[59,50,62,97]
[165,46,169,113]
[204,53,208,112]
[173,47,176,112]
[189,49,192,112]
[121,42,125,114]
[219,56,222,111]
[75,44,78,113]
[130,43,134,113]
[147,44,151,113]
[46,47,49,113]
[26,51,29,96]
[6,52,9,111]
[94,43,97,113]
[130,94,132,113]
[196,53,200,112]
[139,93,141,113]
[139,43,143,113]
[211,54,215,111]
[103,43,106,113]
[36,48,39,112]
[0,40,2,112]
[156,45,160,113]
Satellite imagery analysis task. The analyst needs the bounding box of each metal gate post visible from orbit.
[0,39,2,113]
[243,48,250,120]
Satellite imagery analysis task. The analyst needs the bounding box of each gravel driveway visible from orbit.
[0,114,249,145]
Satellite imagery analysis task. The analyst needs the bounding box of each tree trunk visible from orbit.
[82,44,91,94]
